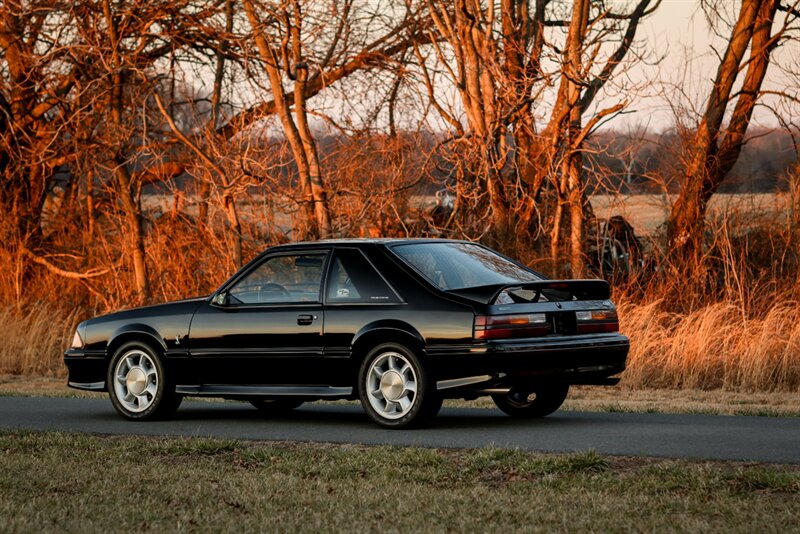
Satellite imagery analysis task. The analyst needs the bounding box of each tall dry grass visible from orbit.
[612,194,800,392]
[3,301,800,391]
[0,306,80,377]
[618,300,800,391]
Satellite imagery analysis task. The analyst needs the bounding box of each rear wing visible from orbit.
[447,279,611,305]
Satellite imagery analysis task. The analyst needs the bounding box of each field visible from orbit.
[141,192,795,240]
[0,431,798,533]
[592,193,794,235]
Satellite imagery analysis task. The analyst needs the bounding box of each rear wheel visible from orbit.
[491,383,569,418]
[358,343,441,429]
[249,398,304,414]
[108,342,182,421]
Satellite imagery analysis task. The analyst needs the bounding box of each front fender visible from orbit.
[107,323,168,356]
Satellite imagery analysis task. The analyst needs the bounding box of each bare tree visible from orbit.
[419,0,657,275]
[0,1,79,243]
[71,0,222,302]
[243,0,332,238]
[666,0,798,265]
[218,1,432,139]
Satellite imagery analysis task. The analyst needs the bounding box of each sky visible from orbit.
[619,0,799,131]
[206,0,800,136]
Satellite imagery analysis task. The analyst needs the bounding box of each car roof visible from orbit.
[268,238,473,250]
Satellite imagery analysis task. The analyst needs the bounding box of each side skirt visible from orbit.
[436,375,493,391]
[175,385,353,397]
[68,381,106,391]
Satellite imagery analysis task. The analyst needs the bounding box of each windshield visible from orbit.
[392,242,540,290]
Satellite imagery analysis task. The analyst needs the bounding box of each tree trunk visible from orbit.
[243,0,332,239]
[550,197,564,271]
[291,19,331,238]
[667,0,777,264]
[103,0,148,302]
[114,163,149,302]
[567,151,585,278]
[198,0,233,229]
[223,193,242,268]
[86,171,95,240]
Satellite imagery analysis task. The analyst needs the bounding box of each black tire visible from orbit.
[107,341,182,421]
[249,398,304,414]
[491,382,569,418]
[358,342,441,429]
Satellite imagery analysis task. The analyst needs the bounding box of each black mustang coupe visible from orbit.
[65,239,628,428]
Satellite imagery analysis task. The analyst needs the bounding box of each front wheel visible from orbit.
[358,343,441,429]
[108,342,182,421]
[491,382,569,418]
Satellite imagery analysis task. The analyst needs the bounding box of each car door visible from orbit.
[189,250,329,386]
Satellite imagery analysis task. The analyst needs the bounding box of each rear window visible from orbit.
[392,242,540,290]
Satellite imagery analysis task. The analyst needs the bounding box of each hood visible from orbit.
[86,296,208,325]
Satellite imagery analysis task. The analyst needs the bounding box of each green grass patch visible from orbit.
[154,437,239,457]
[0,431,798,532]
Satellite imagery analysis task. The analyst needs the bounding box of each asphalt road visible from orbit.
[1,396,798,464]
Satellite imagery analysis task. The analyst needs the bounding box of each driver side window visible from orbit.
[228,253,326,305]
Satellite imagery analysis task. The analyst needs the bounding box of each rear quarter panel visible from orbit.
[319,245,476,383]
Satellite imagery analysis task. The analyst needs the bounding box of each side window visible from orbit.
[228,254,326,304]
[326,249,400,304]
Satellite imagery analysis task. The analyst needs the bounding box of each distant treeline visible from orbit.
[585,128,799,194]
[147,126,798,198]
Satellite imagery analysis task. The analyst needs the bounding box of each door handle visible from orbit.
[297,314,316,325]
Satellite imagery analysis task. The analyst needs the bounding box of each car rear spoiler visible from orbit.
[447,279,611,305]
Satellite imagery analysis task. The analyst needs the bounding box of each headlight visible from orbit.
[71,330,84,349]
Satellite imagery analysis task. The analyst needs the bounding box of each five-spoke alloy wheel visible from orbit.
[107,342,181,420]
[358,343,441,429]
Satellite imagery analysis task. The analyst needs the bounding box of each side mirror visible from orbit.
[212,291,230,306]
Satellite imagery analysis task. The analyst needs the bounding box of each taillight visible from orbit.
[575,309,619,333]
[474,313,549,340]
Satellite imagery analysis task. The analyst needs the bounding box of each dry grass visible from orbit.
[589,193,792,236]
[619,300,800,391]
[3,191,800,394]
[0,306,77,377]
[563,386,800,416]
[3,299,800,393]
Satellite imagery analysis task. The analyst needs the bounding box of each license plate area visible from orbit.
[549,312,577,334]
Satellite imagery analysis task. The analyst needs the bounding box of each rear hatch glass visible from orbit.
[392,242,616,337]
[391,242,540,292]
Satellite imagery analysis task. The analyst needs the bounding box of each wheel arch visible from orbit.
[107,324,167,361]
[350,321,425,371]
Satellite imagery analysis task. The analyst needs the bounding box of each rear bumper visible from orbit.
[64,349,107,391]
[425,333,629,386]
